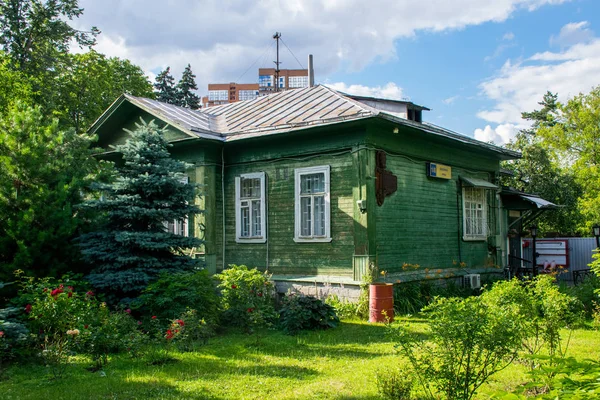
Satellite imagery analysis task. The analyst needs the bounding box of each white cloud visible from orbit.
[325,82,405,100]
[72,0,569,94]
[477,23,600,127]
[474,123,523,145]
[550,21,594,47]
[503,32,515,41]
[443,95,460,104]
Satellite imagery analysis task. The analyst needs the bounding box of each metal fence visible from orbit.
[522,237,597,282]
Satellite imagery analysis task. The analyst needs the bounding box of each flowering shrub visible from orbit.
[279,294,339,335]
[162,309,213,352]
[216,265,277,331]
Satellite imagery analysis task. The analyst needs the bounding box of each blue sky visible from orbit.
[75,0,600,145]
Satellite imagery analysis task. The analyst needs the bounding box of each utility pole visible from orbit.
[273,32,281,92]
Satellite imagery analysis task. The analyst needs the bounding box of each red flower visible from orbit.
[0,331,4,338]
[176,319,185,327]
[231,284,237,289]
[59,284,64,289]
[125,308,131,314]
[42,288,48,293]
[151,315,157,320]
[84,325,89,329]
[257,292,263,297]
[166,329,174,340]
[85,291,94,297]
[50,288,63,297]
[247,308,254,313]
[67,291,73,298]
[24,304,32,314]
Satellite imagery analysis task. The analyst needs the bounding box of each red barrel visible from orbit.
[369,283,394,323]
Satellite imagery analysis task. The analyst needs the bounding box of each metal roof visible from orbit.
[93,85,520,159]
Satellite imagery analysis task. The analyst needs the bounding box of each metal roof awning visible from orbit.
[517,195,559,209]
[460,176,498,189]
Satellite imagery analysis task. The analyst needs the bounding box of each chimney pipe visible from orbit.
[308,54,315,87]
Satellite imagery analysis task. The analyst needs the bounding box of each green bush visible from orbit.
[135,270,220,327]
[279,294,339,335]
[376,367,414,400]
[164,309,214,352]
[215,265,277,331]
[562,274,600,317]
[325,295,361,320]
[395,292,526,400]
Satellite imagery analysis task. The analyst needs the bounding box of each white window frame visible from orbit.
[164,176,189,237]
[235,172,266,243]
[294,166,331,243]
[462,187,488,241]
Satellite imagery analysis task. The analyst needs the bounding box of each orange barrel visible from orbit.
[369,283,394,323]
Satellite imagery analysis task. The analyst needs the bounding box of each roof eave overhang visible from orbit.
[377,113,521,161]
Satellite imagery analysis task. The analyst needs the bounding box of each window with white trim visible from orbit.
[235,172,266,243]
[462,187,487,240]
[164,176,189,237]
[294,166,331,242]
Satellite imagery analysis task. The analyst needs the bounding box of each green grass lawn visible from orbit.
[3,319,599,400]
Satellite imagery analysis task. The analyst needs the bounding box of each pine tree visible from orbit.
[153,67,177,104]
[176,64,201,109]
[78,119,204,303]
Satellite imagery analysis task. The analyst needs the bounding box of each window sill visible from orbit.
[294,237,332,243]
[236,238,267,244]
[462,236,487,242]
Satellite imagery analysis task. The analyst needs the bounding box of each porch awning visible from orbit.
[460,176,498,190]
[518,195,558,209]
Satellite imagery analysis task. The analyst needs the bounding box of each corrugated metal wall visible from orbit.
[522,237,598,282]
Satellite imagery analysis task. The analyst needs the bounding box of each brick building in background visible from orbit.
[202,68,309,108]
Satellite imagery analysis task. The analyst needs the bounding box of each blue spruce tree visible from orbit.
[78,119,204,303]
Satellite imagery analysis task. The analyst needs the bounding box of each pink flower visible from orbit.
[25,304,32,314]
[85,291,94,297]
[125,309,131,314]
[137,321,142,325]
[0,331,4,338]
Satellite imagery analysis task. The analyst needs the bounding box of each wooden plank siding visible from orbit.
[367,121,501,274]
[213,125,368,277]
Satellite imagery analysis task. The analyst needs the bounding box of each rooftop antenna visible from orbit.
[273,32,281,92]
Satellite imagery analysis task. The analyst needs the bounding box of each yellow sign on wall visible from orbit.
[427,162,452,179]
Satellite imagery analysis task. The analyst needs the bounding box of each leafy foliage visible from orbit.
[394,285,528,400]
[0,104,101,285]
[53,51,153,131]
[0,52,31,113]
[279,294,339,335]
[215,265,277,331]
[376,367,414,400]
[135,270,220,326]
[501,91,583,235]
[77,119,204,303]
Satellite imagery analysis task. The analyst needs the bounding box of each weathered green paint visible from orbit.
[93,100,508,283]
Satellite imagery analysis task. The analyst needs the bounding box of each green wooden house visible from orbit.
[91,84,526,298]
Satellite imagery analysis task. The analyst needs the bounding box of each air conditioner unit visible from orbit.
[463,274,481,290]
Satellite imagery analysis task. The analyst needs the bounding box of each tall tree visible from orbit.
[176,64,201,109]
[153,67,177,104]
[0,0,99,111]
[0,103,100,284]
[54,51,153,131]
[0,51,31,113]
[501,92,583,235]
[78,119,204,303]
[538,86,600,230]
